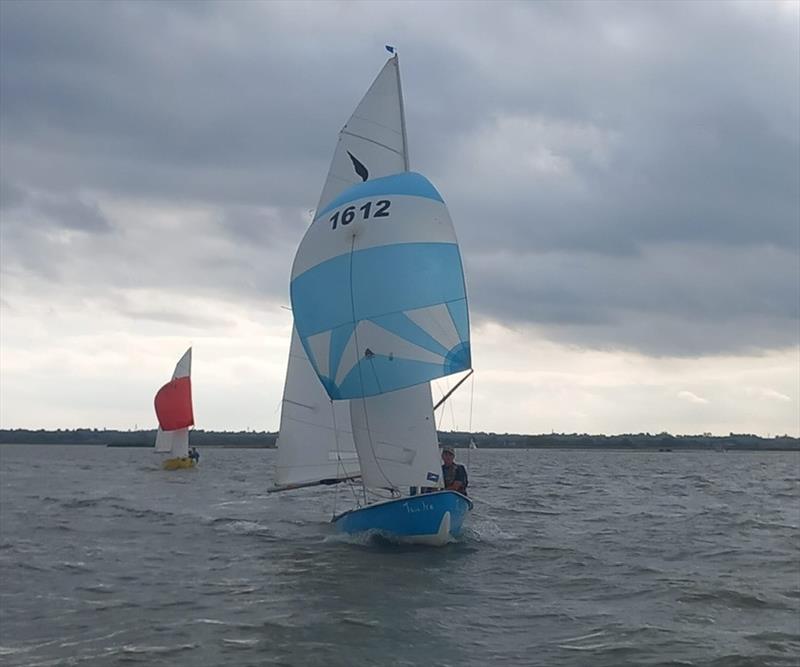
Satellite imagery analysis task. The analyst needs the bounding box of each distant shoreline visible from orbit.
[1,443,797,452]
[0,444,795,452]
[0,428,797,452]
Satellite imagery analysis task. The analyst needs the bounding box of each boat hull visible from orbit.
[162,457,196,470]
[332,490,472,546]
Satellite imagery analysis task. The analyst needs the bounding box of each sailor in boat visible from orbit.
[441,446,468,495]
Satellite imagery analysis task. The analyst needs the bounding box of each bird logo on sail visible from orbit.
[347,151,369,182]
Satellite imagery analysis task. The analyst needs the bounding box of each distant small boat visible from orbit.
[469,438,478,450]
[153,348,196,470]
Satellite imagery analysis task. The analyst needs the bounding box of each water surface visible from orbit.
[1,445,797,666]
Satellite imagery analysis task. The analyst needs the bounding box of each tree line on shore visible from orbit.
[1,428,797,451]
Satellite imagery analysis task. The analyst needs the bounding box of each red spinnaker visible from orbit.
[154,376,194,431]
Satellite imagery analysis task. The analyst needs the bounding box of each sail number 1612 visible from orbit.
[330,200,391,230]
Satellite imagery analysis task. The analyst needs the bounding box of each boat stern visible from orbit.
[162,457,195,470]
[333,490,472,546]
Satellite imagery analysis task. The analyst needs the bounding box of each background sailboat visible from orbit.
[154,348,195,470]
[273,53,473,545]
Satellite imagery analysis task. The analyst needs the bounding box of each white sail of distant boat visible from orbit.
[154,348,195,469]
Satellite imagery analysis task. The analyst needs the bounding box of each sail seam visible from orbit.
[280,415,350,433]
[395,53,410,171]
[348,114,403,136]
[340,130,404,157]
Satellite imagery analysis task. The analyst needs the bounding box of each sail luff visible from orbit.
[395,55,410,172]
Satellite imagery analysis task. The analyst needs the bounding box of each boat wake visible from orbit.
[323,528,458,549]
[460,519,518,544]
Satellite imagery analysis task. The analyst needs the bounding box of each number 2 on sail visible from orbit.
[330,200,391,230]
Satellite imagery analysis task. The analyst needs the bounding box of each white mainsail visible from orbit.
[275,56,411,489]
[315,56,408,213]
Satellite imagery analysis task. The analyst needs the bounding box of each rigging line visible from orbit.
[469,372,475,434]
[466,372,475,469]
[346,234,395,494]
[439,377,456,433]
[329,398,344,519]
[448,375,457,432]
[433,382,444,432]
[367,355,384,395]
[348,476,362,507]
[434,377,453,435]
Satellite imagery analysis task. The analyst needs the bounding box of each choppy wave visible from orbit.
[1,445,798,667]
[220,638,260,648]
[61,495,125,509]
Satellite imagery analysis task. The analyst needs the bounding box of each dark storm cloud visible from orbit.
[467,243,798,356]
[1,0,797,356]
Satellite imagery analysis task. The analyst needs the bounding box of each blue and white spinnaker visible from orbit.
[290,171,471,402]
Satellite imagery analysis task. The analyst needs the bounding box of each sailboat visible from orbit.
[153,348,196,470]
[271,51,473,545]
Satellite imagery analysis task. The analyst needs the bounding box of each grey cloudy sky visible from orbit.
[1,0,798,435]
